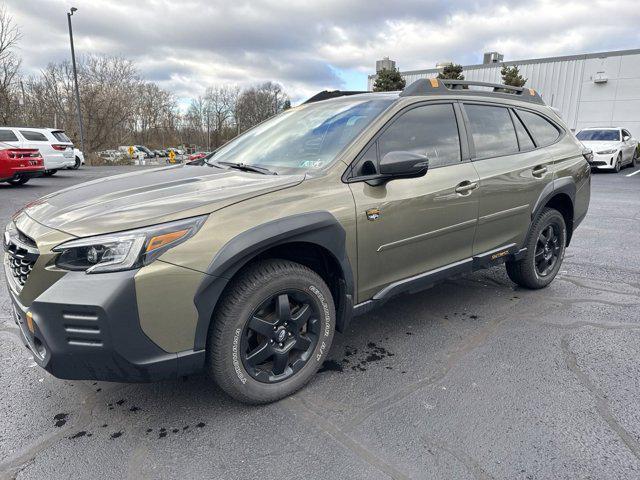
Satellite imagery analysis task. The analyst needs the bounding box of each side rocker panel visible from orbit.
[192,211,354,351]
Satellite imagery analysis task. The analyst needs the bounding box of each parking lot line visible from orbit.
[626,169,640,177]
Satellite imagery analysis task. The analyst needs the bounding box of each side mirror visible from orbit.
[349,151,429,186]
[623,135,631,142]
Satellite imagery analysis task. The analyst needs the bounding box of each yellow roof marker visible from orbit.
[429,78,439,88]
[529,88,536,96]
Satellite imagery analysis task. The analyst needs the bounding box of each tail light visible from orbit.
[6,149,42,159]
[51,144,69,151]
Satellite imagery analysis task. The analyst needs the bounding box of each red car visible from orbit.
[0,147,45,185]
[188,152,208,161]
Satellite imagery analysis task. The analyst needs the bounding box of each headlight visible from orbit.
[52,216,206,273]
[596,148,617,154]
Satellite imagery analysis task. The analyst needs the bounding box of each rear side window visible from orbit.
[52,131,71,142]
[0,129,18,142]
[20,130,48,142]
[516,110,561,146]
[378,104,461,168]
[465,104,519,158]
[511,111,535,151]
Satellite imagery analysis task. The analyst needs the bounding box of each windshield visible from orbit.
[206,97,394,174]
[576,130,620,141]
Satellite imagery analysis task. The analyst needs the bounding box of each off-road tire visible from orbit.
[505,208,567,289]
[207,259,335,404]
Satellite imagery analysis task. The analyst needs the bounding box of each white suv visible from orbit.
[576,127,638,172]
[0,127,75,175]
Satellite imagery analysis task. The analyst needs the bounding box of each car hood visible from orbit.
[22,165,304,237]
[579,141,620,151]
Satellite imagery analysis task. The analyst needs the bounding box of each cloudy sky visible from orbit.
[5,0,640,105]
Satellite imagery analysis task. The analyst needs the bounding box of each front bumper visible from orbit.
[6,268,204,382]
[588,152,617,169]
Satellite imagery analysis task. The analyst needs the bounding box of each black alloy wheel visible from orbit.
[241,290,320,383]
[534,224,561,277]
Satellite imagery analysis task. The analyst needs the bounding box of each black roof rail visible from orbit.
[303,90,369,104]
[400,78,545,105]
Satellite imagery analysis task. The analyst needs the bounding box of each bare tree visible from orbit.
[0,5,22,124]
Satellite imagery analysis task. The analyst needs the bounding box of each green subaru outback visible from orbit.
[4,79,590,404]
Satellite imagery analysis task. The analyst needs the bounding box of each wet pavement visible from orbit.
[1,165,639,479]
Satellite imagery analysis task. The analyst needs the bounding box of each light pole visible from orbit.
[67,7,85,155]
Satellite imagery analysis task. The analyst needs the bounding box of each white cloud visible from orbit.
[5,0,640,102]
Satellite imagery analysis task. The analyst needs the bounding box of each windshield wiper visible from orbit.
[213,161,277,175]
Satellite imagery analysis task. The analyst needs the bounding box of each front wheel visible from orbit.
[71,157,81,170]
[505,208,567,289]
[614,153,622,173]
[43,169,57,176]
[207,259,335,404]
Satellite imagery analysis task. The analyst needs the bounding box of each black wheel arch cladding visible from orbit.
[530,176,576,245]
[192,211,354,351]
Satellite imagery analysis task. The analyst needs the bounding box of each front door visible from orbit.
[348,102,480,302]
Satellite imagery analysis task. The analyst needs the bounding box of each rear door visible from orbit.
[348,102,480,301]
[462,103,559,254]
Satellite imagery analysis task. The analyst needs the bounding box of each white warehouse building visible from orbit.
[368,49,640,135]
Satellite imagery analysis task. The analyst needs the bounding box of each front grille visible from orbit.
[4,227,39,290]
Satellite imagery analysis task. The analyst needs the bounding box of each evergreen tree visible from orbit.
[373,68,406,92]
[501,65,527,87]
[437,64,465,80]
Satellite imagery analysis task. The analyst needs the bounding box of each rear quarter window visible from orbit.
[52,131,71,142]
[516,110,561,147]
[0,129,18,142]
[19,130,49,142]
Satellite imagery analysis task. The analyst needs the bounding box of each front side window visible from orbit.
[20,130,48,142]
[377,103,461,169]
[465,104,519,158]
[575,129,620,142]
[206,97,394,174]
[517,110,561,146]
[0,129,18,142]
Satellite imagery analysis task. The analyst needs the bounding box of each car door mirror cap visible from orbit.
[347,151,429,186]
[623,135,631,142]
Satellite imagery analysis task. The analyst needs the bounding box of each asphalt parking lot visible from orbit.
[1,165,639,479]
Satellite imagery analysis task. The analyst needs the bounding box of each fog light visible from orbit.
[26,311,35,333]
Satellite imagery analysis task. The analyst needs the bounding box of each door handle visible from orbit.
[455,181,478,194]
[532,165,548,177]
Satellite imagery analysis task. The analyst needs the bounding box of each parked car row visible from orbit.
[0,127,87,186]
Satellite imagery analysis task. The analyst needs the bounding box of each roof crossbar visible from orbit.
[303,90,368,104]
[400,78,545,105]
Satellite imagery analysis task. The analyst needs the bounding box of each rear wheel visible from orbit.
[7,177,29,185]
[630,149,638,168]
[207,259,335,404]
[506,208,567,289]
